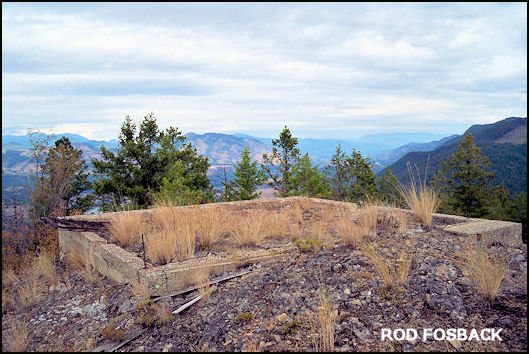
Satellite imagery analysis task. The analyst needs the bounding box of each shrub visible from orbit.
[235,312,254,322]
[100,323,126,341]
[294,237,323,252]
[281,319,302,334]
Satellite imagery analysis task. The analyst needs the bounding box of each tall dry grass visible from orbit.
[311,220,332,247]
[17,269,42,307]
[195,209,227,250]
[291,201,304,224]
[34,251,58,288]
[264,213,291,239]
[335,217,364,248]
[145,231,175,265]
[231,211,267,246]
[357,202,379,239]
[459,247,506,302]
[394,164,439,227]
[310,287,336,352]
[361,242,413,289]
[107,212,146,247]
[65,247,100,284]
[147,207,197,263]
[194,269,211,303]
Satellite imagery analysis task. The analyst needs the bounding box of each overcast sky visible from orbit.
[2,2,527,140]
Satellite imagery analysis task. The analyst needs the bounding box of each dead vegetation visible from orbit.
[195,209,226,250]
[107,212,146,247]
[309,286,336,352]
[458,247,506,302]
[230,211,267,246]
[360,241,412,289]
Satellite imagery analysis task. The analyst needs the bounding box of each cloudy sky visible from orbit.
[2,2,527,140]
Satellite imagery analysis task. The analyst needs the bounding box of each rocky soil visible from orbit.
[2,220,527,352]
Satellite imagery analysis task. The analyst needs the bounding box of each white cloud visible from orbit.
[1,3,526,140]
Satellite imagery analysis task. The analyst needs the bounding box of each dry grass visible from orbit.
[361,241,413,289]
[377,207,408,233]
[65,247,100,284]
[34,251,58,288]
[264,213,291,239]
[107,212,145,247]
[357,202,379,239]
[230,211,267,246]
[194,269,211,303]
[394,165,439,227]
[195,209,227,250]
[395,249,412,286]
[8,317,27,352]
[291,201,304,224]
[311,220,332,247]
[335,217,364,248]
[458,247,506,302]
[145,231,176,265]
[18,268,42,307]
[310,287,336,352]
[361,242,393,288]
[156,302,173,324]
[2,268,19,287]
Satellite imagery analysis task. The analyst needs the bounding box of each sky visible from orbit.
[2,2,527,140]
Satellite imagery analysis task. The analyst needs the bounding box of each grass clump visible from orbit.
[107,212,145,247]
[66,247,100,284]
[281,319,302,334]
[231,211,266,246]
[459,247,506,303]
[393,164,439,227]
[265,213,291,239]
[357,201,379,239]
[8,317,27,352]
[360,241,412,289]
[195,209,226,250]
[335,217,364,248]
[145,231,175,265]
[309,287,336,352]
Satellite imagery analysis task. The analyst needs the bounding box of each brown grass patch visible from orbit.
[194,269,211,303]
[264,213,291,239]
[230,211,267,246]
[458,247,506,302]
[65,247,100,284]
[107,212,146,247]
[34,251,58,288]
[310,220,333,247]
[361,241,413,289]
[357,202,378,239]
[195,209,227,250]
[335,217,364,248]
[145,231,175,265]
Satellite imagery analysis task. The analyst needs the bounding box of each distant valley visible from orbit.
[2,117,526,204]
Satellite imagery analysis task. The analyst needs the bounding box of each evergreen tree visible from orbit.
[290,153,332,198]
[261,126,301,196]
[152,161,206,206]
[92,113,213,210]
[431,132,499,218]
[232,148,266,200]
[216,166,236,202]
[325,146,377,202]
[377,167,406,207]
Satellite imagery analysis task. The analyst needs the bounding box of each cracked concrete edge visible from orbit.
[442,219,522,246]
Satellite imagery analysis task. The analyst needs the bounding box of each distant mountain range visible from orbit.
[384,117,527,195]
[3,117,526,205]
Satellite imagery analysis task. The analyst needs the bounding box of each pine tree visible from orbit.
[290,153,332,198]
[261,126,301,197]
[232,148,266,200]
[92,113,213,210]
[431,132,499,218]
[325,146,377,202]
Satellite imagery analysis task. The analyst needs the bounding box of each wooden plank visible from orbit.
[152,269,251,302]
[172,286,217,315]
